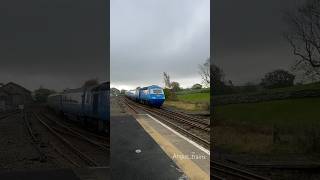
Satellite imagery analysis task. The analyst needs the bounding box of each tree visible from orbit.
[170,81,181,92]
[83,78,99,88]
[284,0,320,80]
[111,88,120,95]
[120,89,127,94]
[260,69,295,88]
[199,58,210,87]
[192,83,202,89]
[163,88,178,101]
[163,72,171,88]
[34,87,55,102]
[212,64,225,87]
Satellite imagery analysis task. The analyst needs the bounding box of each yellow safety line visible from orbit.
[135,114,210,180]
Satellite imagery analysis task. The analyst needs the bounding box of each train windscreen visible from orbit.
[151,89,163,94]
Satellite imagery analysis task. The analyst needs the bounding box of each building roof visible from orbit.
[1,82,31,95]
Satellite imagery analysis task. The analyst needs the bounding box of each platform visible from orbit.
[135,114,210,180]
[110,115,186,180]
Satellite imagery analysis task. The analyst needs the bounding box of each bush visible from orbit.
[163,88,178,101]
[171,82,181,92]
[192,84,202,89]
[34,88,55,103]
[261,69,295,89]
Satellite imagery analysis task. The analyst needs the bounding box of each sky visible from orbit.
[0,0,108,91]
[0,0,303,92]
[110,0,210,90]
[213,0,306,85]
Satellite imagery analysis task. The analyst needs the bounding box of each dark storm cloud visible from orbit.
[213,0,305,84]
[111,0,210,90]
[0,0,108,91]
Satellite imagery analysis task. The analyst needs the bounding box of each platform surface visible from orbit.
[135,114,210,180]
[110,115,185,180]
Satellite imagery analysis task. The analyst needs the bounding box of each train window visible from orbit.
[151,89,163,94]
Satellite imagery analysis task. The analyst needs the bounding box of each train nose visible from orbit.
[149,99,165,107]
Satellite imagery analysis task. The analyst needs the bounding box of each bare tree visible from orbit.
[163,72,171,88]
[284,0,320,80]
[199,58,210,87]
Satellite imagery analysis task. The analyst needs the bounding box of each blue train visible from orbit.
[125,85,165,108]
[48,82,109,133]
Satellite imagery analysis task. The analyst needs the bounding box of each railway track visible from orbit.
[145,106,210,132]
[41,113,109,150]
[161,107,210,126]
[123,97,209,131]
[52,114,108,144]
[121,97,210,147]
[23,112,47,163]
[33,112,106,167]
[211,161,270,180]
[0,110,19,120]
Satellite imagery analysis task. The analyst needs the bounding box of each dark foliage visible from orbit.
[261,69,295,88]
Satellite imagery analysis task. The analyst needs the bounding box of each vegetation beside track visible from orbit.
[215,96,320,156]
[163,88,210,112]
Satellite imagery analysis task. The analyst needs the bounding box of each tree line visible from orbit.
[213,0,320,95]
[33,78,100,103]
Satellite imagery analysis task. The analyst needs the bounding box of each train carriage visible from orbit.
[48,82,109,133]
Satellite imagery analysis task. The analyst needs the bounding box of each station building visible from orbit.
[0,82,33,112]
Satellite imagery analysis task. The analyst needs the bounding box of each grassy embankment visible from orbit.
[163,88,210,112]
[214,82,320,156]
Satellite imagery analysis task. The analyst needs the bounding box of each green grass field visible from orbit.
[215,97,320,155]
[177,92,210,103]
[215,97,320,127]
[163,90,210,111]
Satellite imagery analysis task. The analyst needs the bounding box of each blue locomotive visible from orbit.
[125,85,165,108]
[48,82,109,133]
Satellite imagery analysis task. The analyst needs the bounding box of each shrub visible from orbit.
[163,88,178,101]
[261,69,295,89]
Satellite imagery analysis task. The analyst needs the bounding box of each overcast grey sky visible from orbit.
[111,0,210,90]
[213,0,305,85]
[0,0,108,91]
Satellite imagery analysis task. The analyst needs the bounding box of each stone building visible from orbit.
[0,82,32,111]
[0,88,8,112]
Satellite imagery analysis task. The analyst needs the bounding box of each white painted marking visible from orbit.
[137,113,210,155]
